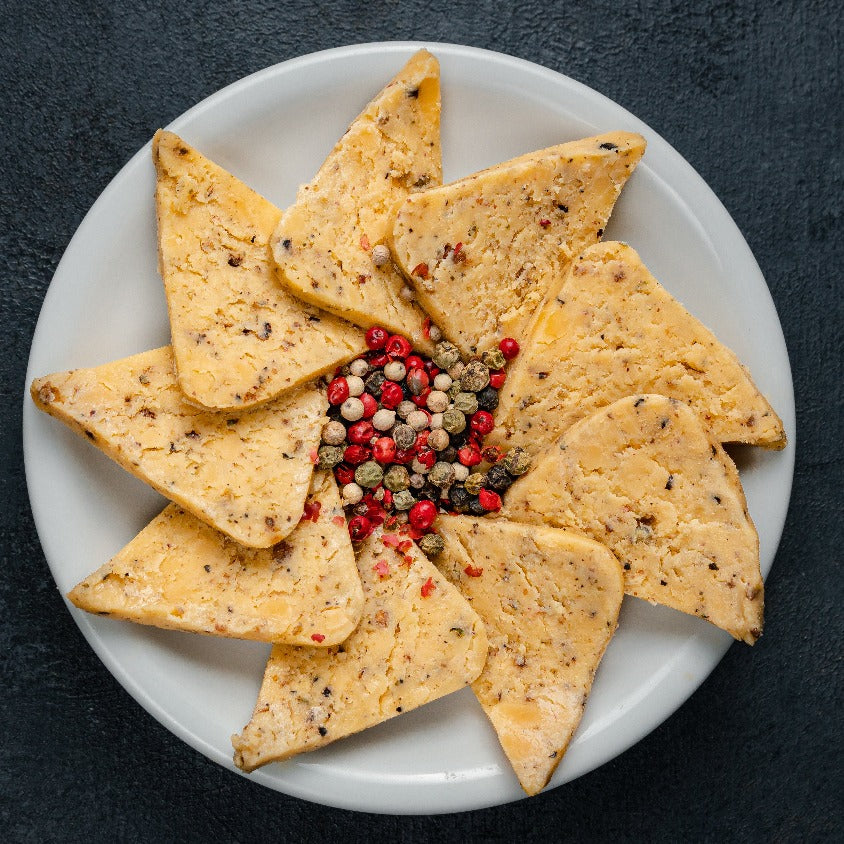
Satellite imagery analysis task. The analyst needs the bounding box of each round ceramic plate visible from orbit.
[24,42,795,814]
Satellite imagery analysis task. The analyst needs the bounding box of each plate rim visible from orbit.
[23,39,796,815]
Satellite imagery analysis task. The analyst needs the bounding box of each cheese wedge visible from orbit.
[30,346,326,548]
[153,129,364,410]
[435,516,623,796]
[271,49,441,352]
[67,472,363,645]
[391,132,646,356]
[491,241,785,455]
[502,394,764,643]
[231,527,488,772]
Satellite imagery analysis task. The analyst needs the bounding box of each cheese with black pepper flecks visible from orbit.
[491,241,785,454]
[30,346,325,548]
[231,527,487,772]
[502,394,764,644]
[154,130,365,410]
[67,471,363,645]
[435,516,623,796]
[390,132,646,356]
[271,49,441,353]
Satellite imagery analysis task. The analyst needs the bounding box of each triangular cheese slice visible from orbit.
[270,49,441,352]
[30,346,325,548]
[502,394,764,643]
[492,241,785,454]
[436,516,623,796]
[67,472,363,645]
[154,130,364,409]
[390,132,646,356]
[231,527,488,772]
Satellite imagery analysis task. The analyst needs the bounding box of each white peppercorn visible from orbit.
[342,483,363,504]
[322,420,347,445]
[348,358,369,377]
[371,408,396,431]
[371,244,391,267]
[384,361,406,381]
[407,410,429,431]
[433,372,452,391]
[426,390,449,413]
[340,396,365,421]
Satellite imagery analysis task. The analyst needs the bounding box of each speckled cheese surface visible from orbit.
[435,516,623,796]
[154,130,364,410]
[30,346,326,548]
[270,49,441,353]
[231,527,488,772]
[491,241,785,455]
[67,471,363,645]
[502,394,764,643]
[390,133,645,356]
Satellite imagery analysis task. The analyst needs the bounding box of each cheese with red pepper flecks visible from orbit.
[67,471,363,645]
[435,516,623,796]
[502,394,764,644]
[30,346,326,548]
[390,132,645,356]
[490,241,785,455]
[271,49,441,353]
[154,130,365,410]
[231,527,487,772]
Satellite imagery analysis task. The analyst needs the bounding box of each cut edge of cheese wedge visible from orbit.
[30,346,325,548]
[231,527,488,772]
[502,393,764,644]
[67,471,363,645]
[491,240,785,453]
[153,129,364,410]
[435,515,623,796]
[271,49,442,353]
[390,132,646,356]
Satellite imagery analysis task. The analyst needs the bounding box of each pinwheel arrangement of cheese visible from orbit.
[31,50,785,797]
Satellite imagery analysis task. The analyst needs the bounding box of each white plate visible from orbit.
[23,42,795,814]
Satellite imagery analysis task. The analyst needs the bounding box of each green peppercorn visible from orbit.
[316,444,345,469]
[383,464,410,492]
[432,340,461,370]
[418,532,445,557]
[442,408,467,434]
[447,382,462,400]
[453,391,478,415]
[459,360,490,392]
[392,489,417,510]
[355,461,384,488]
[392,423,417,450]
[464,471,486,495]
[429,461,455,487]
[502,446,531,476]
[482,348,506,370]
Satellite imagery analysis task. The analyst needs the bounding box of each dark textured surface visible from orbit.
[2,1,842,840]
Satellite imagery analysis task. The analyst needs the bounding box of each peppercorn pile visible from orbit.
[316,326,531,553]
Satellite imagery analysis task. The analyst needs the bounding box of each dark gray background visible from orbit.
[2,1,841,841]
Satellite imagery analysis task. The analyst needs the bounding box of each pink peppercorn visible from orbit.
[347,420,375,445]
[499,337,520,360]
[385,335,412,358]
[457,445,482,467]
[344,444,371,465]
[489,369,506,389]
[365,326,389,350]
[359,393,378,418]
[478,488,502,512]
[409,500,437,530]
[348,515,372,541]
[372,437,397,463]
[380,381,404,409]
[327,377,349,405]
[470,410,495,436]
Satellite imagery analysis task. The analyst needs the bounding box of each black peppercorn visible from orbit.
[476,386,499,412]
[485,463,513,491]
[364,371,386,394]
[438,446,458,464]
[448,485,471,513]
[468,496,487,516]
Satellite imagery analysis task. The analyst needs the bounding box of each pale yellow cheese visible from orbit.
[435,516,623,796]
[231,527,488,772]
[390,132,646,356]
[30,346,326,548]
[271,49,441,352]
[67,471,363,645]
[153,130,364,409]
[502,394,764,643]
[491,241,785,454]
